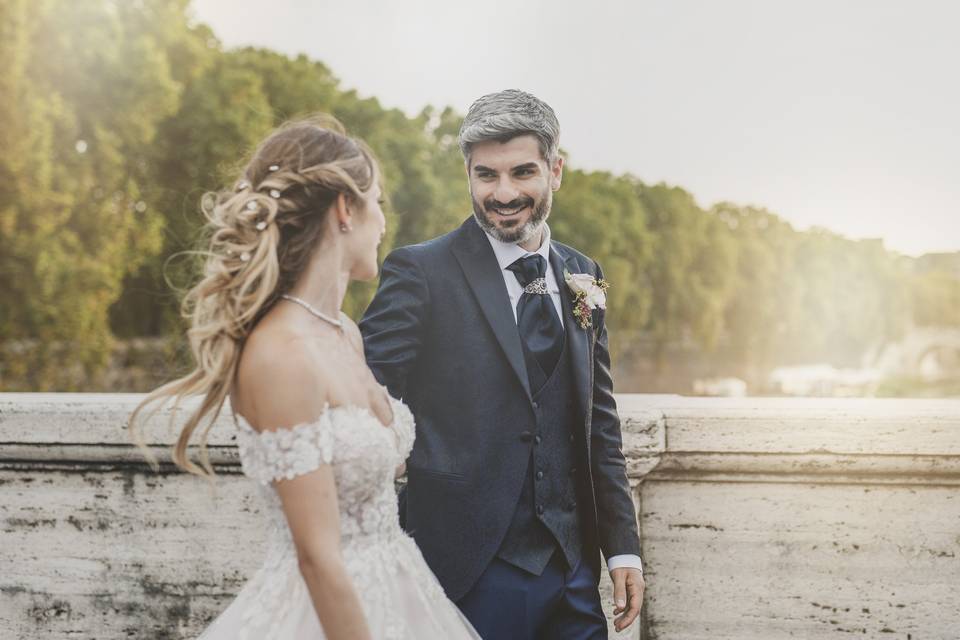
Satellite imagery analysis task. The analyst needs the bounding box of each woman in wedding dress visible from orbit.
[130,116,481,640]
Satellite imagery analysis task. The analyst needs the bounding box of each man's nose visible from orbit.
[493,177,520,204]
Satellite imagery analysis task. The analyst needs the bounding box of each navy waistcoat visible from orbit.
[496,337,585,575]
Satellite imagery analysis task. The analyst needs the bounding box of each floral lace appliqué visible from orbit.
[200,397,477,640]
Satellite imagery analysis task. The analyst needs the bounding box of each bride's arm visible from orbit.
[237,340,372,640]
[276,470,371,640]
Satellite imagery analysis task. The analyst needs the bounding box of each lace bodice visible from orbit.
[202,396,479,639]
[234,395,414,545]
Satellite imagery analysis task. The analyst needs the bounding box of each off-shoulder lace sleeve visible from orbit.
[235,408,336,485]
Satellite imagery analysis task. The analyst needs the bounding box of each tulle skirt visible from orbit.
[198,530,480,640]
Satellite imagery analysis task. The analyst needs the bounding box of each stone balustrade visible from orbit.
[1,393,958,639]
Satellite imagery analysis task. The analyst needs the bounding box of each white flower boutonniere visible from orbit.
[564,270,609,329]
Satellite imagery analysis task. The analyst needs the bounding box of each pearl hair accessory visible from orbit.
[269,189,281,198]
[240,251,251,262]
[268,165,280,172]
[246,201,258,211]
[237,180,250,190]
[255,221,268,231]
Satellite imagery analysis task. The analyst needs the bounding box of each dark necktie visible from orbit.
[507,254,564,394]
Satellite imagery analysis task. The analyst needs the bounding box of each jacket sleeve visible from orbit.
[588,260,642,559]
[359,246,430,402]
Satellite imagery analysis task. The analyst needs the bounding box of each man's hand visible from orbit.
[610,567,644,632]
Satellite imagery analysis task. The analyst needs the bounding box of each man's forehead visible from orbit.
[470,135,543,169]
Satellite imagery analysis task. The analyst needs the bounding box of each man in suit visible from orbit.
[360,89,644,639]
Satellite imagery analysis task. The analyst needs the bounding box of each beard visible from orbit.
[471,187,552,245]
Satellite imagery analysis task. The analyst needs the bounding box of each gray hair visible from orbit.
[458,89,560,163]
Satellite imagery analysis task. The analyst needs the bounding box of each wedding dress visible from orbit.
[199,395,480,639]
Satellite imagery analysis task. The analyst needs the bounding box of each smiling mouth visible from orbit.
[489,204,529,217]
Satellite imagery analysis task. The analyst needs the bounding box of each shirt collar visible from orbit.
[483,223,553,272]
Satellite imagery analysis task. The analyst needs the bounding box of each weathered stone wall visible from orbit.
[1,394,958,639]
[0,394,262,640]
[621,396,960,640]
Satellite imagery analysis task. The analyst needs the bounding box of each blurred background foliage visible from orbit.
[1,0,957,395]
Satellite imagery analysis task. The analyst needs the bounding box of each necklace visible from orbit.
[280,294,343,330]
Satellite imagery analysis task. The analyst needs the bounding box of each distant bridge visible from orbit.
[873,326,960,379]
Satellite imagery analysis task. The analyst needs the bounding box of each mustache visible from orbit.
[484,196,534,211]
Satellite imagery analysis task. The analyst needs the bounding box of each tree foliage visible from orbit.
[0,0,955,391]
[0,0,191,387]
[635,183,737,368]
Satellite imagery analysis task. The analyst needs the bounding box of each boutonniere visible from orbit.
[564,270,609,329]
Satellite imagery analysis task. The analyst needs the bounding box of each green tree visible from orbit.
[635,182,736,370]
[112,46,471,329]
[551,170,654,351]
[0,0,195,389]
[788,232,907,365]
[715,204,802,385]
[111,49,274,337]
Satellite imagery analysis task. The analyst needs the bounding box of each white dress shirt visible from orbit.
[483,224,643,574]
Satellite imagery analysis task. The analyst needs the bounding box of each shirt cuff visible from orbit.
[606,554,643,573]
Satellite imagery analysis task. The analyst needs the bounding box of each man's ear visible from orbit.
[551,155,564,191]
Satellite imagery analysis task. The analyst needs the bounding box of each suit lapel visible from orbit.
[549,243,592,416]
[451,218,532,401]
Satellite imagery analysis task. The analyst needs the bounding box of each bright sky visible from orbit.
[192,0,959,256]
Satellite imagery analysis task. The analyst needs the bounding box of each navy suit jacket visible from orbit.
[360,216,640,601]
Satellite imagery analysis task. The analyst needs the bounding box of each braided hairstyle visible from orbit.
[130,114,381,477]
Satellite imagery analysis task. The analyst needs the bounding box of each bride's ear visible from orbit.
[332,192,354,232]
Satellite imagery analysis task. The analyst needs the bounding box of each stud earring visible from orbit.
[340,223,352,233]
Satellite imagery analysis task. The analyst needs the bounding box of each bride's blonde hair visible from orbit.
[130,115,381,477]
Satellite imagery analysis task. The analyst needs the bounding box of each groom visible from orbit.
[361,89,644,638]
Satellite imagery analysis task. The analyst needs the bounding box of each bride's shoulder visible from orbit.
[339,313,364,353]
[234,330,335,434]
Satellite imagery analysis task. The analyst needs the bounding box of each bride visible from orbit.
[130,116,480,639]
